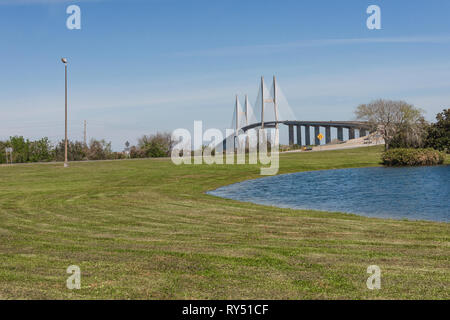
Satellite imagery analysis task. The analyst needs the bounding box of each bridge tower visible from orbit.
[261,77,264,129]
[235,95,239,135]
[245,95,249,126]
[234,95,239,150]
[260,76,278,130]
[273,76,279,129]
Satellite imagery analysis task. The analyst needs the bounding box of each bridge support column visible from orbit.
[314,126,320,145]
[337,127,343,141]
[360,128,367,137]
[325,126,331,144]
[305,125,311,146]
[296,125,302,146]
[288,125,294,146]
[349,127,355,140]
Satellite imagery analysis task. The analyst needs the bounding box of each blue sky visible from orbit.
[1,0,450,150]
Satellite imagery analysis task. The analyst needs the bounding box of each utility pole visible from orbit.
[61,58,69,168]
[84,120,87,146]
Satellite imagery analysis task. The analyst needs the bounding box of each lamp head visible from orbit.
[61,58,68,64]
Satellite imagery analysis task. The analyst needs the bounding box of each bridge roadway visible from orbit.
[239,120,371,146]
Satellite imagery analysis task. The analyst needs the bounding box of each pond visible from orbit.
[208,166,450,222]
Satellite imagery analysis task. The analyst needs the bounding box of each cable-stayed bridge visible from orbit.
[224,76,371,149]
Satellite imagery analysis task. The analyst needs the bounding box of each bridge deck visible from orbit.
[241,120,370,132]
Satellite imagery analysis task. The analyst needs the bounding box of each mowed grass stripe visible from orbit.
[0,146,448,299]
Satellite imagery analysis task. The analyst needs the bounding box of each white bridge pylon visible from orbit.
[227,76,297,150]
[230,95,253,135]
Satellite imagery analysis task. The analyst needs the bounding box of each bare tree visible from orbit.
[355,99,426,150]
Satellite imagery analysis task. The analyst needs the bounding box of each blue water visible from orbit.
[208,166,450,222]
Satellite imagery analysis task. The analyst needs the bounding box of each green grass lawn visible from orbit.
[0,146,448,299]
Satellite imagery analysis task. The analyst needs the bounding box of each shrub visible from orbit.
[138,132,173,158]
[87,139,113,160]
[110,152,127,160]
[382,148,445,166]
[129,146,146,158]
[53,140,87,161]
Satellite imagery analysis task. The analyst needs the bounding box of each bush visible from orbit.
[53,140,87,161]
[137,132,173,158]
[87,139,113,160]
[129,146,146,158]
[382,148,445,166]
[110,152,127,160]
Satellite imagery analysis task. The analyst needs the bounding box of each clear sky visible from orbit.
[1,0,450,150]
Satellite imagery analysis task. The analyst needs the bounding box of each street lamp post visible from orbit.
[61,58,68,168]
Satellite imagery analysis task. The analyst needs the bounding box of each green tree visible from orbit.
[29,137,53,162]
[424,108,450,152]
[0,140,9,164]
[9,136,30,163]
[1,137,53,163]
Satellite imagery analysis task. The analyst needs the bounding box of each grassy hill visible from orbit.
[0,146,448,299]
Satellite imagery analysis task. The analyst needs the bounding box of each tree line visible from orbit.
[0,133,175,164]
